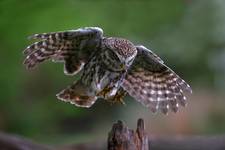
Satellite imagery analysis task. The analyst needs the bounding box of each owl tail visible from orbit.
[56,80,97,108]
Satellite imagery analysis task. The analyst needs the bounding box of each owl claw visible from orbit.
[96,86,112,98]
[107,90,126,105]
[108,97,125,105]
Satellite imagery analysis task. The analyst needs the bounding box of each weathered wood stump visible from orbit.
[1,119,225,150]
[108,118,149,150]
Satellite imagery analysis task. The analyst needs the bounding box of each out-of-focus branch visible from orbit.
[60,135,225,150]
[0,132,52,150]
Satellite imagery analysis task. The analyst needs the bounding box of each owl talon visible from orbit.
[108,96,125,105]
[107,90,126,105]
[97,86,113,98]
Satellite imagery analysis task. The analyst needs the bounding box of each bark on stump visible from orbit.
[108,118,149,150]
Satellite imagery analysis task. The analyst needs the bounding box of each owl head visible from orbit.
[103,37,137,69]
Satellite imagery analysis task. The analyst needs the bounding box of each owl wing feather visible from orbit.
[122,45,192,114]
[23,27,103,75]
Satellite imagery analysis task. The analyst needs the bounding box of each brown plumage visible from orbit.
[23,27,192,114]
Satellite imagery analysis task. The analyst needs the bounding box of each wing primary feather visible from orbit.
[23,27,103,74]
[122,45,192,114]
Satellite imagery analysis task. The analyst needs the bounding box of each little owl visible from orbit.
[23,27,192,114]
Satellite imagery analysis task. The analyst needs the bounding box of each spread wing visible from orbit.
[122,45,192,114]
[23,27,103,75]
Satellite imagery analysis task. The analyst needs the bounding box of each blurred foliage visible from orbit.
[0,0,225,144]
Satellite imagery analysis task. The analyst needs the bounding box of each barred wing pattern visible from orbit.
[23,27,103,75]
[122,46,192,114]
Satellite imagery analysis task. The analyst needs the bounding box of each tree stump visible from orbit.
[108,118,149,150]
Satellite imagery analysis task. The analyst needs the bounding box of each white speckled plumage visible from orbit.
[23,27,192,114]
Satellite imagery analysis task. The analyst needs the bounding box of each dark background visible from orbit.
[1,0,225,146]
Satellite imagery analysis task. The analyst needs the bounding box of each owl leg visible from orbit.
[96,85,113,98]
[96,80,121,99]
[107,87,127,105]
[56,80,97,108]
[98,74,127,104]
[108,74,127,104]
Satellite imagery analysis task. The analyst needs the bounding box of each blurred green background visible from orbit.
[1,0,225,145]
